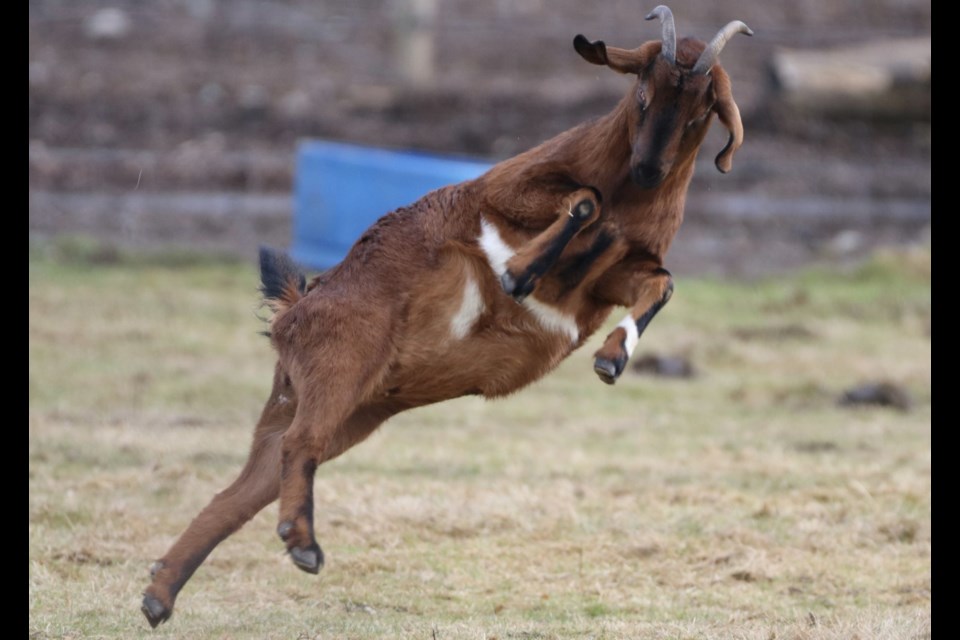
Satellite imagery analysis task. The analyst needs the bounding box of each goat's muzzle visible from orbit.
[631,163,665,188]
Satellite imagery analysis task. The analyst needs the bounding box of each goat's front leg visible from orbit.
[500,187,601,302]
[593,267,674,384]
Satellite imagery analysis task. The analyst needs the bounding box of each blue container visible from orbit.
[291,140,493,270]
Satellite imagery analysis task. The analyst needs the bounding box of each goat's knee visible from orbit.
[567,187,601,221]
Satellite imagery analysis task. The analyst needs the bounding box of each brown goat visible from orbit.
[141,6,751,627]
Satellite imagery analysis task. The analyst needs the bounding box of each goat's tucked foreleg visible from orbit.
[141,365,296,628]
[500,187,601,302]
[593,267,674,384]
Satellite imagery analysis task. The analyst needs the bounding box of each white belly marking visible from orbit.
[450,274,485,339]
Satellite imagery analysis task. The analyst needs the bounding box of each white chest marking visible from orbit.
[478,216,579,344]
[450,274,485,339]
[617,314,640,357]
[478,217,514,276]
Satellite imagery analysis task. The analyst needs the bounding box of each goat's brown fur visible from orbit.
[141,11,749,627]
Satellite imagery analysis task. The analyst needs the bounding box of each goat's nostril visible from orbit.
[631,164,663,187]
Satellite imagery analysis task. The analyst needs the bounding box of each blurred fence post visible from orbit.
[390,0,438,88]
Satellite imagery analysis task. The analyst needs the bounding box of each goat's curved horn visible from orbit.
[644,5,676,65]
[692,20,753,75]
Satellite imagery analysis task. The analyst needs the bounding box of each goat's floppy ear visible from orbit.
[573,35,659,74]
[710,65,743,173]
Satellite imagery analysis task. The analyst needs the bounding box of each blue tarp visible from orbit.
[291,140,493,270]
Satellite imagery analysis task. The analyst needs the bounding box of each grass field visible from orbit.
[28,238,931,639]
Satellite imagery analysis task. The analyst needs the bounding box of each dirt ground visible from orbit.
[28,0,931,277]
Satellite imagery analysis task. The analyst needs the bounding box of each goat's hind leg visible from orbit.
[500,187,601,302]
[275,399,398,573]
[593,267,674,384]
[141,364,296,628]
[274,346,393,573]
[274,404,326,574]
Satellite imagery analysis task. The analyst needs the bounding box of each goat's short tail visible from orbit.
[259,246,307,325]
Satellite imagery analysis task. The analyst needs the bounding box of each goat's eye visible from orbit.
[635,86,646,109]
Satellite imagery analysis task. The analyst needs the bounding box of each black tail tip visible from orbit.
[258,246,307,300]
[258,245,291,273]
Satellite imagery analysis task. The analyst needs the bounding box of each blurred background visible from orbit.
[28,5,932,635]
[28,0,930,278]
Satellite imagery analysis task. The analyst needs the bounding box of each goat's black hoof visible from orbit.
[289,543,324,574]
[593,357,622,385]
[141,593,172,628]
[500,272,517,296]
[573,198,595,219]
[500,271,533,303]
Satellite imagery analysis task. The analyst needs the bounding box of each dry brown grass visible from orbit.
[29,239,930,639]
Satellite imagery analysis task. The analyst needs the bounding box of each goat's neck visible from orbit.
[562,95,634,194]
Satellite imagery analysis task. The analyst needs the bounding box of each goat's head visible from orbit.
[574,5,752,188]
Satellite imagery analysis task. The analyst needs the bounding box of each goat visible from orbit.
[141,6,751,627]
